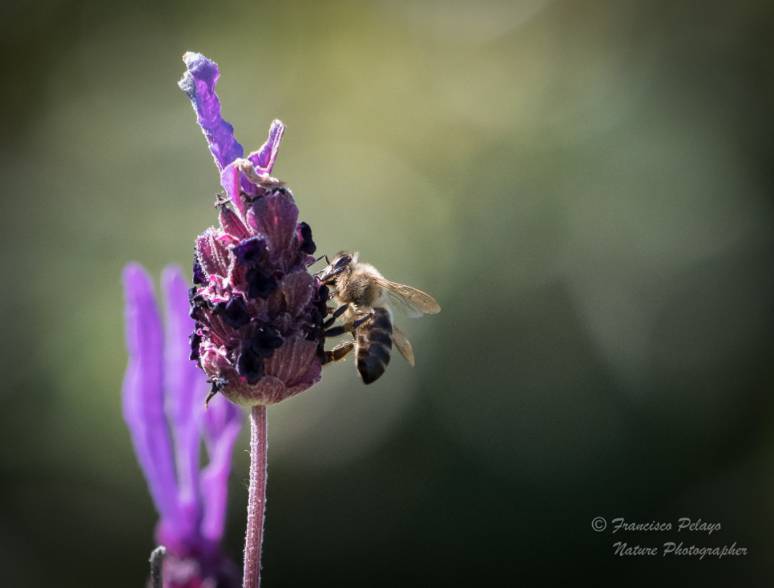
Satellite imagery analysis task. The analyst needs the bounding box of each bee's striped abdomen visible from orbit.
[356,307,392,384]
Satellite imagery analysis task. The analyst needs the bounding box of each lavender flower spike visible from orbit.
[180,51,329,588]
[123,263,242,588]
[180,52,327,408]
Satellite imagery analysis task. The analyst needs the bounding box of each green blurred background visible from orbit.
[3,0,774,585]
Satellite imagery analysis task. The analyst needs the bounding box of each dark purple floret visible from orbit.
[237,348,264,385]
[193,255,206,286]
[233,236,268,265]
[188,288,210,321]
[297,222,316,255]
[251,325,284,356]
[189,331,202,361]
[246,266,278,300]
[217,295,251,329]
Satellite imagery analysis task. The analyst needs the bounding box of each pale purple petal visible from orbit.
[219,202,251,240]
[280,270,316,318]
[178,52,244,170]
[264,336,320,387]
[122,263,180,532]
[200,395,242,543]
[196,228,231,277]
[246,191,299,258]
[248,120,285,174]
[219,163,247,217]
[162,266,206,540]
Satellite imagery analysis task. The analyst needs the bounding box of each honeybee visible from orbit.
[317,252,441,384]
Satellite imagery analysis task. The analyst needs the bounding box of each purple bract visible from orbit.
[122,263,242,587]
[179,52,327,407]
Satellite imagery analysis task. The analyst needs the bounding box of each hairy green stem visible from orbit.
[243,405,268,588]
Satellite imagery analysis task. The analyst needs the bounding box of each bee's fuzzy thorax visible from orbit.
[333,263,384,309]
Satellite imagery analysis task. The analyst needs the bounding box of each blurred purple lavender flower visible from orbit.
[123,263,242,588]
[178,52,327,409]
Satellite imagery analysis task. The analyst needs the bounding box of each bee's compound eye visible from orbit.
[335,255,351,269]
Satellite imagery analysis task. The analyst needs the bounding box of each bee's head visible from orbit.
[317,251,357,285]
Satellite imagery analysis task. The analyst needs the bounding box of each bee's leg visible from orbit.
[322,341,355,365]
[323,304,349,328]
[324,325,349,337]
[324,309,373,337]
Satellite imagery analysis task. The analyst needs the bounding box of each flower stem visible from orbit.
[243,405,268,588]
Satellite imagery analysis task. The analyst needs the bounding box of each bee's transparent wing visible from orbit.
[392,326,416,366]
[384,290,423,318]
[375,278,441,318]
